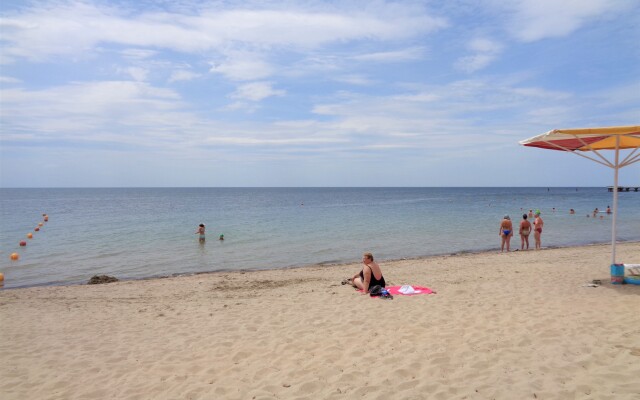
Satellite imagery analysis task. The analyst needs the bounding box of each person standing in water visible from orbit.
[519,214,531,250]
[499,215,513,252]
[195,223,206,242]
[533,211,544,250]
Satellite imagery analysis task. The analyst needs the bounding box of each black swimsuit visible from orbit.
[359,265,386,288]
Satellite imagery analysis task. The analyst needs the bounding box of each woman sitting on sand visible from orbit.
[350,252,386,292]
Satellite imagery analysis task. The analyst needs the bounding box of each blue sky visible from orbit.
[1,0,638,187]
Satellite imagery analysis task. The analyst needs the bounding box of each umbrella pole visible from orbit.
[610,136,623,284]
[612,148,619,265]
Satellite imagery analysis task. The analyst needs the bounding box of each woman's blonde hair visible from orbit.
[363,252,374,261]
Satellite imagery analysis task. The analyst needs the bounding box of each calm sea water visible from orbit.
[1,187,639,289]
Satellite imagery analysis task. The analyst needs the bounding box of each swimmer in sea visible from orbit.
[519,214,531,250]
[533,211,544,250]
[499,215,513,252]
[569,209,575,214]
[195,223,205,242]
[606,206,611,214]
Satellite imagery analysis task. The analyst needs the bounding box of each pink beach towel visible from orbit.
[386,285,435,296]
[357,285,435,297]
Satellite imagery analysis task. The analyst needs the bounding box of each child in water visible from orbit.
[195,223,205,242]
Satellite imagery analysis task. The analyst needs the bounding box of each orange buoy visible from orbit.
[38,222,43,227]
[34,227,40,232]
[0,272,4,282]
[19,241,27,246]
[10,253,19,261]
[27,233,33,239]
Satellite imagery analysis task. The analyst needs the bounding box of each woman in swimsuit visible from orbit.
[350,252,386,293]
[533,212,544,250]
[195,223,205,242]
[499,215,513,252]
[519,214,531,250]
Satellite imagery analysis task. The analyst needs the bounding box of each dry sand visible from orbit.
[1,242,639,400]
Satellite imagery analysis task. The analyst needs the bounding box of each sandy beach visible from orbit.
[1,242,639,400]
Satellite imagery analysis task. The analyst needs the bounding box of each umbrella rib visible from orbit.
[620,152,640,167]
[541,139,613,167]
[574,135,615,167]
[571,152,614,168]
[619,147,640,166]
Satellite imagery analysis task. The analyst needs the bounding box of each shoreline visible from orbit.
[3,239,639,290]
[1,241,639,399]
[3,186,639,290]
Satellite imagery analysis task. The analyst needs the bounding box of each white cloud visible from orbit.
[0,78,337,151]
[1,1,637,188]
[392,92,439,102]
[283,55,342,78]
[455,53,497,74]
[223,101,257,112]
[203,136,346,146]
[230,81,285,102]
[509,87,571,100]
[0,69,636,179]
[499,0,631,42]
[333,75,375,86]
[591,81,640,107]
[120,48,158,60]
[120,66,149,81]
[527,106,575,124]
[455,37,503,73]
[210,56,275,81]
[283,46,427,82]
[0,1,450,91]
[351,46,427,62]
[306,77,585,155]
[0,76,21,83]
[168,69,201,83]
[362,144,413,149]
[468,38,503,54]
[0,2,447,62]
[0,81,184,144]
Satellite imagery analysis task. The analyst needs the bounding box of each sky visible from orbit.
[1,0,639,187]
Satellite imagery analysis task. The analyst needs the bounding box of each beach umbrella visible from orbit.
[520,125,640,281]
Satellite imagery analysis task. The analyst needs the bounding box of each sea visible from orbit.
[1,187,639,289]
